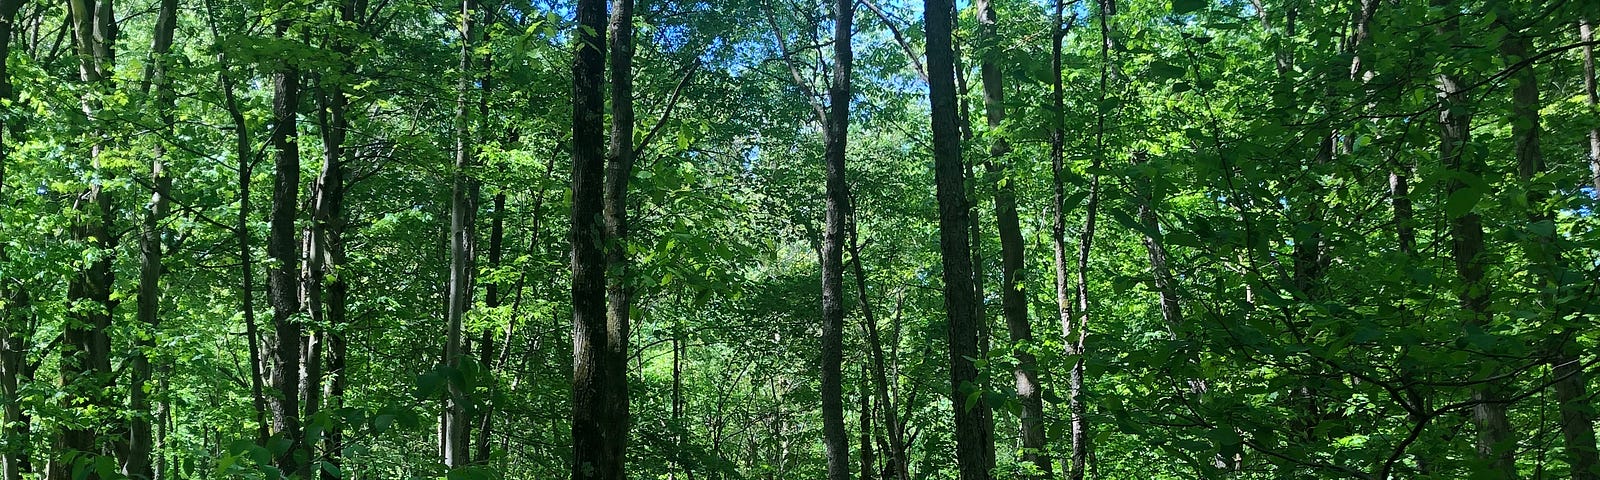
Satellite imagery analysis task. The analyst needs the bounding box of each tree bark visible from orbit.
[442,0,478,468]
[972,0,1048,473]
[570,0,618,473]
[311,1,355,473]
[56,0,118,475]
[1500,20,1598,480]
[602,0,635,473]
[1434,2,1515,476]
[126,0,178,475]
[265,15,307,476]
[924,0,994,476]
[1584,19,1599,195]
[818,0,854,478]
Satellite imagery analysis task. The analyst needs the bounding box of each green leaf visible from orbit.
[1173,0,1206,14]
[1445,187,1481,218]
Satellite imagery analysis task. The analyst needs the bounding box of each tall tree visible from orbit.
[569,0,620,474]
[126,0,179,475]
[818,0,854,477]
[1434,0,1515,476]
[602,0,635,470]
[971,0,1048,473]
[442,0,478,467]
[55,0,119,474]
[925,0,994,476]
[265,10,307,476]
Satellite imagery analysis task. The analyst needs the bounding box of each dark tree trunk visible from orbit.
[1434,3,1514,476]
[312,1,355,472]
[56,0,119,476]
[818,0,854,478]
[126,0,178,475]
[924,0,995,476]
[858,368,876,480]
[570,0,618,474]
[265,16,306,476]
[602,0,635,472]
[1500,21,1598,480]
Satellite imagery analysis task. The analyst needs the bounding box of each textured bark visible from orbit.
[924,0,995,476]
[312,2,355,473]
[818,0,854,479]
[265,16,306,475]
[570,0,618,473]
[442,0,478,467]
[602,0,635,473]
[56,0,118,475]
[126,0,178,475]
[1500,23,1598,480]
[1048,1,1074,476]
[972,0,1048,473]
[1569,20,1600,480]
[1434,4,1514,476]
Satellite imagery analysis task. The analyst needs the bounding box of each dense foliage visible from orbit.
[0,0,1597,477]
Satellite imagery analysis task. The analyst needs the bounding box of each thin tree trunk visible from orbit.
[126,0,178,475]
[474,6,499,462]
[570,0,618,473]
[602,0,635,473]
[1048,0,1074,475]
[313,1,355,471]
[1435,2,1515,476]
[1584,19,1599,195]
[818,0,854,477]
[859,367,876,480]
[972,0,1048,472]
[848,197,909,480]
[1,0,31,476]
[207,3,270,439]
[265,14,306,476]
[924,0,994,475]
[442,0,478,467]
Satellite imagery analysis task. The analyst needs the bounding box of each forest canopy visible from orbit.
[0,0,1598,477]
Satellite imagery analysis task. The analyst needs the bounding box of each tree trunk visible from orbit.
[1500,21,1598,480]
[1048,0,1074,474]
[570,0,618,473]
[210,17,271,441]
[818,0,854,478]
[602,0,635,473]
[924,0,995,476]
[442,0,478,467]
[474,7,499,461]
[312,1,355,471]
[126,0,178,475]
[1435,3,1515,476]
[1584,19,1599,195]
[56,0,119,475]
[848,197,909,480]
[972,0,1048,473]
[859,367,876,480]
[1,0,31,477]
[265,15,306,476]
